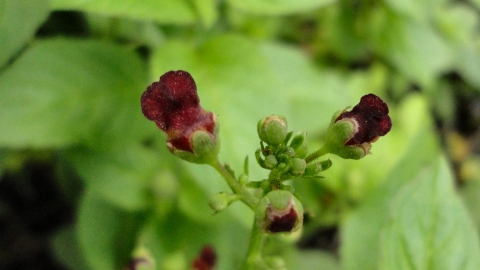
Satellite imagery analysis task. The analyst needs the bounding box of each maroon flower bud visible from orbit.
[192,245,216,270]
[141,71,220,163]
[335,94,392,146]
[256,190,304,234]
[323,94,392,159]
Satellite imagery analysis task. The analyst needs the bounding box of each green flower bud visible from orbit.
[290,158,306,176]
[256,190,304,234]
[208,192,240,213]
[289,131,308,158]
[264,155,278,169]
[257,115,288,146]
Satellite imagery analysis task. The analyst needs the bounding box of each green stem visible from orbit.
[243,218,265,270]
[305,145,329,163]
[210,159,259,210]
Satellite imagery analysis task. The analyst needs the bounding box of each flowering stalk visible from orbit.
[140,71,392,270]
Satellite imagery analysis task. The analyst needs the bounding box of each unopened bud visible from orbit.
[289,131,308,158]
[257,115,288,146]
[289,158,306,176]
[264,155,278,169]
[256,190,303,234]
[208,192,240,213]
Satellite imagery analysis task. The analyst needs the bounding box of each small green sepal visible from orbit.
[168,128,221,164]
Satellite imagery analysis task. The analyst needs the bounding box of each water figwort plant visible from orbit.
[140,70,392,270]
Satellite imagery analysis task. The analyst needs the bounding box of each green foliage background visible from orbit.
[1,0,480,269]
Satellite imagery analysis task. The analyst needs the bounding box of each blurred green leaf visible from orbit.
[0,0,49,69]
[53,227,91,270]
[66,143,162,210]
[341,95,441,270]
[139,209,250,270]
[370,9,451,87]
[77,190,144,270]
[0,38,147,147]
[50,0,196,25]
[460,157,480,236]
[383,0,447,21]
[379,157,480,270]
[296,250,340,270]
[227,0,335,15]
[191,0,218,28]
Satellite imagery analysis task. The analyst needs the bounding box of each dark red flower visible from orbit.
[141,71,218,158]
[192,245,216,270]
[335,94,392,146]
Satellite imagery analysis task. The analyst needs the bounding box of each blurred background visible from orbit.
[1,0,480,269]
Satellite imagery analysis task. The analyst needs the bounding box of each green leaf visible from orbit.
[341,95,441,270]
[383,0,448,22]
[50,0,196,25]
[191,0,218,28]
[66,143,162,210]
[379,157,480,270]
[0,38,147,147]
[0,0,49,69]
[53,227,91,270]
[369,9,451,87]
[227,0,335,15]
[295,250,340,270]
[77,190,144,270]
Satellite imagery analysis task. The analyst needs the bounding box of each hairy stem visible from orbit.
[243,218,265,270]
[210,159,259,210]
[305,145,329,163]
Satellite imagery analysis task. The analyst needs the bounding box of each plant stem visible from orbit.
[210,159,259,210]
[305,145,329,163]
[243,218,265,270]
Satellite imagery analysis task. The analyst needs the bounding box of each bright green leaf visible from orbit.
[191,0,218,28]
[0,0,49,69]
[379,157,480,270]
[49,0,196,25]
[0,38,147,148]
[227,0,335,15]
[383,0,447,21]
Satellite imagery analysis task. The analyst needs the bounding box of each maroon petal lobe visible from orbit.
[140,70,201,132]
[336,94,392,146]
[267,208,297,233]
[159,70,199,109]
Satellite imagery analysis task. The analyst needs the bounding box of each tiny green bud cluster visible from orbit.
[253,115,331,194]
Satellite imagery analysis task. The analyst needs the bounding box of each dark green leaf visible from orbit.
[0,0,49,69]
